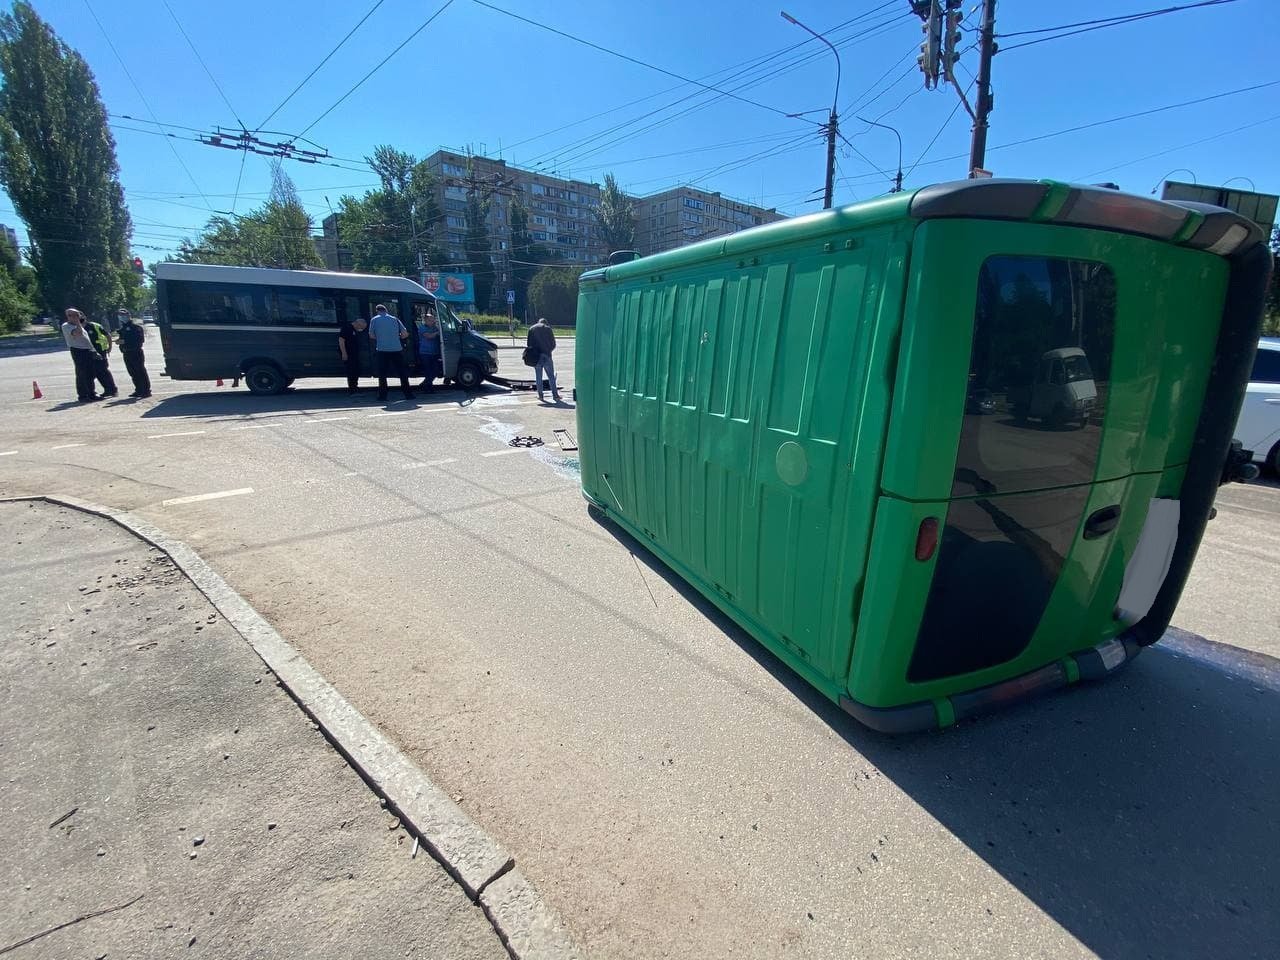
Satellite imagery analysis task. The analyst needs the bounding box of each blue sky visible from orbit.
[6,0,1277,259]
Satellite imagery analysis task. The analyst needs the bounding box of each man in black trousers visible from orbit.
[116,309,151,398]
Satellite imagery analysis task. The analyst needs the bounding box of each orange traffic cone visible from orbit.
[216,378,224,387]
[31,380,42,400]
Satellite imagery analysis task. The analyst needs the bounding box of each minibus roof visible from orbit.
[580,178,1268,286]
[154,262,436,298]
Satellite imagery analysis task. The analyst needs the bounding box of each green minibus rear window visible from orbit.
[953,255,1117,497]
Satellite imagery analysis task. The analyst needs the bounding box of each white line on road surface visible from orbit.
[50,443,86,450]
[162,487,254,507]
[481,449,522,457]
[148,430,207,439]
[1,450,18,456]
[368,411,413,418]
[402,458,459,469]
[303,416,350,423]
[231,424,273,430]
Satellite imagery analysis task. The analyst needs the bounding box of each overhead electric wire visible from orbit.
[1075,112,1280,181]
[504,1,898,156]
[161,0,247,130]
[471,0,817,123]
[82,0,216,212]
[524,7,910,173]
[996,0,1239,38]
[294,0,456,141]
[257,0,388,130]
[999,0,1240,52]
[903,83,972,180]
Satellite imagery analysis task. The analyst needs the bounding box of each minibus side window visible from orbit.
[275,289,338,326]
[168,281,269,326]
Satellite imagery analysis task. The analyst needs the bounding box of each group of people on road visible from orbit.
[60,301,562,406]
[337,303,443,402]
[61,307,151,403]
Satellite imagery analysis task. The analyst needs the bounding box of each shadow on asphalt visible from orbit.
[590,509,1279,960]
[136,382,514,418]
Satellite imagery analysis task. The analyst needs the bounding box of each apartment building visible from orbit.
[423,150,608,271]
[418,151,786,308]
[314,213,352,272]
[632,186,785,257]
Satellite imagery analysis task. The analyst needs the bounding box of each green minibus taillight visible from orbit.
[914,517,939,562]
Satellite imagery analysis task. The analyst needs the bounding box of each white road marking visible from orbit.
[0,450,16,456]
[51,443,86,450]
[303,416,350,423]
[481,449,522,457]
[401,458,458,469]
[231,424,273,430]
[147,430,207,439]
[162,487,254,506]
[368,411,413,418]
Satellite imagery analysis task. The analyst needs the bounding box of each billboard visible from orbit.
[419,271,474,303]
[1160,181,1278,232]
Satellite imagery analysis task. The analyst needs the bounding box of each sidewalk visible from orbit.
[0,500,507,959]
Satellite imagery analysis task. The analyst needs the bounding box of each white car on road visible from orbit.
[1236,337,1280,476]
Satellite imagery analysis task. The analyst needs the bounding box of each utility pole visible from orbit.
[968,0,997,177]
[823,113,838,209]
[782,11,842,210]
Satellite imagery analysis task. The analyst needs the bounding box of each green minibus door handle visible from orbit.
[1083,505,1122,540]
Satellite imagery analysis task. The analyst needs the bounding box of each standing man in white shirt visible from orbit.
[61,308,100,403]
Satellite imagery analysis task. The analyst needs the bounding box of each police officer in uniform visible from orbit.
[116,308,151,398]
[84,314,118,398]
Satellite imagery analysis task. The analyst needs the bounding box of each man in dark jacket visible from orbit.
[526,317,561,403]
[116,309,151,398]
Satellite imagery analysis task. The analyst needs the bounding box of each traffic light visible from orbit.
[942,6,964,84]
[131,256,144,275]
[918,0,942,90]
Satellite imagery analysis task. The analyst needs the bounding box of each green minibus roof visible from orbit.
[580,179,1267,286]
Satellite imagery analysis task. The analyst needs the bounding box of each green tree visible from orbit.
[527,265,579,326]
[177,164,322,269]
[337,145,443,276]
[594,172,635,255]
[0,2,132,317]
[0,233,34,331]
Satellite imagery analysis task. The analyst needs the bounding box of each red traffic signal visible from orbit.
[131,256,144,274]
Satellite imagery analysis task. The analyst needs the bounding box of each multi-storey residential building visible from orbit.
[422,151,608,291]
[0,223,18,252]
[632,186,784,257]
[419,151,786,309]
[314,213,352,272]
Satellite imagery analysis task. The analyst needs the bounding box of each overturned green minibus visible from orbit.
[574,179,1272,732]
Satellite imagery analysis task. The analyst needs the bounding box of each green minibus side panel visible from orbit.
[577,220,912,697]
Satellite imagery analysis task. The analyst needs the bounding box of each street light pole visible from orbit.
[856,116,904,193]
[781,11,842,209]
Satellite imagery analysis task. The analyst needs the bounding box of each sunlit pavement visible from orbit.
[2,338,1277,959]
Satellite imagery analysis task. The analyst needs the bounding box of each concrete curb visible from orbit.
[2,495,582,960]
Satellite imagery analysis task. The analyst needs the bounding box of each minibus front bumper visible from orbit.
[839,635,1143,734]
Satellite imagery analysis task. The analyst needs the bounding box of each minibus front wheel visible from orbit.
[244,362,287,396]
[456,361,484,391]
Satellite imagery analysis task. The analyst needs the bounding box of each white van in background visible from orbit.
[1235,338,1280,475]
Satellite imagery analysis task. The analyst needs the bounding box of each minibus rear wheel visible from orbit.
[244,363,287,396]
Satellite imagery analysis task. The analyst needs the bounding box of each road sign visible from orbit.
[506,289,516,304]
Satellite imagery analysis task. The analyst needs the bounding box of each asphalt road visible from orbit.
[2,334,1277,959]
